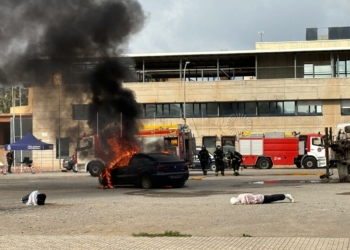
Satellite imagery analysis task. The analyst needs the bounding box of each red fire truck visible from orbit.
[68,124,194,177]
[239,132,326,169]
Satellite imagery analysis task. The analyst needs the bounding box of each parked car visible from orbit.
[98,153,189,189]
[61,154,75,171]
[190,146,216,171]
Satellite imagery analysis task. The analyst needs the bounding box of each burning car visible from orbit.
[99,153,189,189]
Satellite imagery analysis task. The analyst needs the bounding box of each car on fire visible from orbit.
[98,153,189,189]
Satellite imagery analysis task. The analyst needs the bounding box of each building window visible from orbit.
[145,104,156,118]
[338,60,350,77]
[341,100,350,115]
[72,104,89,120]
[140,100,322,119]
[144,103,181,118]
[297,101,322,115]
[258,101,294,115]
[156,104,170,117]
[304,63,332,78]
[185,103,193,117]
[245,102,256,115]
[56,137,70,158]
[170,104,181,117]
[219,102,232,116]
[194,103,201,116]
[284,101,295,114]
[207,103,218,116]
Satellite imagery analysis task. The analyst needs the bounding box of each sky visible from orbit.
[126,0,350,54]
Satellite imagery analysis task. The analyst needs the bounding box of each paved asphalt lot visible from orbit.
[0,167,349,249]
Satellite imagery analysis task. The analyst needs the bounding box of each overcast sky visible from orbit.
[126,0,350,54]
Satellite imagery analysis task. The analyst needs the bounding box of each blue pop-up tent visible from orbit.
[4,132,54,171]
[4,132,53,151]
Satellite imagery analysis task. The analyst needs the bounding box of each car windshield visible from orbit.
[147,153,182,162]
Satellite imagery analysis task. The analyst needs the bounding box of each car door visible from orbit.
[193,148,201,168]
[124,155,142,184]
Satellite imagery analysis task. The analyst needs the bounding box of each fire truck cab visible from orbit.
[239,132,326,169]
[73,134,114,177]
[135,124,195,167]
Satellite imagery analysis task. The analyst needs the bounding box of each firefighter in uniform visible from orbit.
[198,145,210,175]
[226,149,234,169]
[214,145,225,176]
[232,150,243,176]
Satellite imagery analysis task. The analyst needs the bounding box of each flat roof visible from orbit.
[123,46,350,58]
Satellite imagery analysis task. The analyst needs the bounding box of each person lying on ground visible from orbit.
[230,193,294,205]
[21,190,46,206]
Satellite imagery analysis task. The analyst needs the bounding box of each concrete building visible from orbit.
[2,27,350,170]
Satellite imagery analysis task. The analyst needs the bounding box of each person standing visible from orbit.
[230,193,294,205]
[198,145,210,175]
[214,145,225,176]
[6,150,14,174]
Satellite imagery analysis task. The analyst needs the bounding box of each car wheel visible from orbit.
[140,174,153,189]
[303,157,317,169]
[257,158,272,169]
[89,161,104,177]
[172,180,185,188]
[210,163,216,171]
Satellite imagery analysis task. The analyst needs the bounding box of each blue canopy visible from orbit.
[4,132,53,151]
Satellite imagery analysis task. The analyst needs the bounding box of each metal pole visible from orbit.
[58,83,61,169]
[120,112,122,138]
[12,87,15,143]
[216,57,219,81]
[97,112,99,137]
[255,55,258,79]
[19,87,22,169]
[142,59,145,83]
[202,111,203,136]
[183,61,190,125]
[294,54,297,78]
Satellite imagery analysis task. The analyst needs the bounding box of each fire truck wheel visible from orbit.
[210,163,216,171]
[257,158,272,169]
[89,161,104,177]
[303,157,317,169]
[140,174,153,189]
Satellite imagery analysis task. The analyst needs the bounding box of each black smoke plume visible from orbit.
[88,58,141,139]
[0,0,146,138]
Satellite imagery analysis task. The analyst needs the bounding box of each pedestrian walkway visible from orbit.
[0,236,348,250]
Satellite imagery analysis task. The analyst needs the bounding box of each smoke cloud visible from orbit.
[0,0,146,138]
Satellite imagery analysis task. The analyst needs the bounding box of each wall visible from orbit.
[256,40,350,50]
[30,76,350,170]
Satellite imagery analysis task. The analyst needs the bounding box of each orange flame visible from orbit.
[100,133,140,189]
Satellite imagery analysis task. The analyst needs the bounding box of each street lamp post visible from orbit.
[183,61,190,125]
